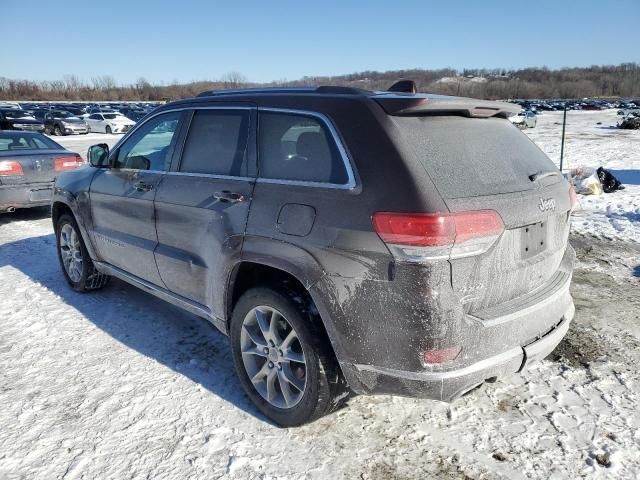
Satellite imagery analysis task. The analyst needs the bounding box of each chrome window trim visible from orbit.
[108,105,253,161]
[257,107,357,190]
[109,105,358,191]
[165,171,254,182]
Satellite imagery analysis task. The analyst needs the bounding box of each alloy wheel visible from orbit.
[240,305,307,409]
[59,223,83,283]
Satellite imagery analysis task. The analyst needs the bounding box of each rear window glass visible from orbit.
[0,132,61,151]
[391,116,557,198]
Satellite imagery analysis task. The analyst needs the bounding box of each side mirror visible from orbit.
[88,143,110,167]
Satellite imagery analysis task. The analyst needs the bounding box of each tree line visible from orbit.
[1,64,638,101]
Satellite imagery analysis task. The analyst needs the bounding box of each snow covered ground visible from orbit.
[1,114,639,479]
[524,110,640,243]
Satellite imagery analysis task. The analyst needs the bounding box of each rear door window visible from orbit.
[179,109,251,176]
[258,111,348,185]
[391,116,558,198]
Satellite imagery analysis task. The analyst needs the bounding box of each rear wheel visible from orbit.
[230,287,347,427]
[56,213,109,292]
[105,125,112,134]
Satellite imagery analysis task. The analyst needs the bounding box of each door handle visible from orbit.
[134,181,154,192]
[213,191,244,203]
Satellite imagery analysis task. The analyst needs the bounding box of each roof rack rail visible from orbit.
[196,85,370,98]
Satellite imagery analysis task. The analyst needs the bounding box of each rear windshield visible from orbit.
[391,116,557,198]
[0,132,62,151]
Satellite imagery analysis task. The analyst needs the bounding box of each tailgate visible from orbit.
[390,114,572,312]
[445,180,571,313]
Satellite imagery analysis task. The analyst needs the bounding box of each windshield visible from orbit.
[53,111,75,118]
[103,114,119,119]
[3,110,35,119]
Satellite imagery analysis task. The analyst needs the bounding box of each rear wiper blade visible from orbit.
[529,171,560,182]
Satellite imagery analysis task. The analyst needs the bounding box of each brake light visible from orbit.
[0,160,24,176]
[372,210,504,262]
[423,346,462,365]
[569,185,577,211]
[372,212,455,246]
[55,155,84,172]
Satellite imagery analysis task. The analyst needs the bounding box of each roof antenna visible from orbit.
[388,79,417,94]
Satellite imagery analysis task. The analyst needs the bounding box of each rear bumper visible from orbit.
[348,270,574,401]
[0,183,53,211]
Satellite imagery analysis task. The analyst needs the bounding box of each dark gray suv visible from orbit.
[52,86,576,426]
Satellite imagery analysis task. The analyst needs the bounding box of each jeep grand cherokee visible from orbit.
[52,85,575,427]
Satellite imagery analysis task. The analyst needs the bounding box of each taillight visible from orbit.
[372,210,504,262]
[422,346,462,366]
[55,155,84,172]
[0,160,24,176]
[569,185,577,211]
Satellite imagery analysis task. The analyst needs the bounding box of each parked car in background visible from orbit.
[26,109,50,122]
[0,102,22,109]
[61,107,88,117]
[510,110,537,128]
[85,113,135,134]
[0,131,84,212]
[85,107,118,116]
[119,107,147,122]
[52,85,575,426]
[0,109,45,132]
[44,111,89,136]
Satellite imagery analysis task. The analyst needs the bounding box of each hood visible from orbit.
[110,116,135,125]
[59,117,86,124]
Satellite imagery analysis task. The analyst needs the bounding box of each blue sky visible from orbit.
[3,0,639,84]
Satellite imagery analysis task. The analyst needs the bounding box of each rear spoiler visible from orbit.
[374,95,521,119]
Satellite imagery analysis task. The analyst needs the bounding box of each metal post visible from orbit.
[559,104,567,172]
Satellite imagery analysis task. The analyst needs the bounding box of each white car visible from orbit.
[509,110,537,128]
[85,113,135,134]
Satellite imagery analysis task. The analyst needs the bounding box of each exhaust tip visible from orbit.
[6,206,16,213]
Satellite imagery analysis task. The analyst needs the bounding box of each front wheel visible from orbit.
[230,287,347,427]
[105,125,112,134]
[55,213,109,292]
[54,125,63,136]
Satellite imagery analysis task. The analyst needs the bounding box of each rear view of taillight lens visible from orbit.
[372,210,504,262]
[54,155,84,172]
[0,160,24,176]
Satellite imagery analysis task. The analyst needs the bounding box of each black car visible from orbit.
[0,109,45,132]
[0,131,84,212]
[119,107,146,122]
[44,110,89,135]
[51,85,575,426]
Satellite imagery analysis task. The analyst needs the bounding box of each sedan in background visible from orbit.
[0,131,84,212]
[44,111,89,135]
[509,110,537,128]
[0,109,45,132]
[85,113,135,134]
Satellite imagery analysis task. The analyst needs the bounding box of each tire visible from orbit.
[44,126,52,135]
[55,213,109,292]
[54,125,63,136]
[230,287,348,427]
[105,125,112,134]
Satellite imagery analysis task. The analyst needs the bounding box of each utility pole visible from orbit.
[559,104,567,172]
